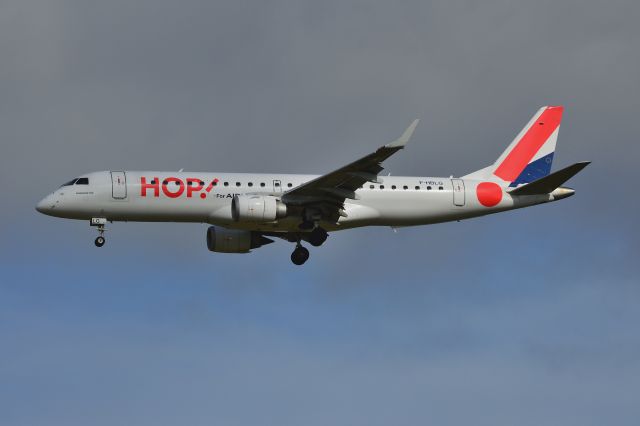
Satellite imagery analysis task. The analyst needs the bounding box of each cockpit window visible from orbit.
[75,178,89,185]
[61,178,78,187]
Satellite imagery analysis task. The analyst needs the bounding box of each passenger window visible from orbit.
[224,182,229,186]
[287,183,292,188]
[210,181,215,186]
[162,180,168,185]
[403,185,408,190]
[439,186,444,190]
[380,185,385,189]
[260,182,266,187]
[391,185,396,190]
[415,186,420,190]
[427,186,432,190]
[151,179,157,184]
[236,182,241,187]
[248,182,253,187]
[369,185,375,189]
[275,182,280,187]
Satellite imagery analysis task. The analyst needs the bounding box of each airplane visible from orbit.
[36,106,588,265]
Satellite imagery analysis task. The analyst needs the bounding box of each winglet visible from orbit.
[386,119,420,148]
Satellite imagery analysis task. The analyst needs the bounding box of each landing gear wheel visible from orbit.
[309,227,328,247]
[291,245,310,265]
[91,219,107,248]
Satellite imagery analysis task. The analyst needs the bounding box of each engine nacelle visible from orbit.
[231,195,287,222]
[206,226,273,253]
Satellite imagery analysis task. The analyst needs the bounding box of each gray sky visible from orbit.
[1,1,639,425]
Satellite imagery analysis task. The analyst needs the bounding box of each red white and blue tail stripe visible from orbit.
[463,106,563,187]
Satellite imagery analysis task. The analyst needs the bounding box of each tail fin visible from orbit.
[463,106,564,187]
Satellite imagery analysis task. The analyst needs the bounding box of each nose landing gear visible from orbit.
[90,218,107,248]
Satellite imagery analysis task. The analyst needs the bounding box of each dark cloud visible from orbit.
[1,1,639,425]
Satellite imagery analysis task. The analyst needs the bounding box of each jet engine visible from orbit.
[231,195,287,222]
[206,226,273,253]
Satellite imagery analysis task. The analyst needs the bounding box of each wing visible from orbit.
[282,119,419,221]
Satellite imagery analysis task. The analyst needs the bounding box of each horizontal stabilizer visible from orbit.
[509,161,590,195]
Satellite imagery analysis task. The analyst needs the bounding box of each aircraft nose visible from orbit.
[36,196,53,214]
[35,198,47,213]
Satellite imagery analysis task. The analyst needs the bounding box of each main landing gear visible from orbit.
[289,226,328,265]
[308,227,328,247]
[90,218,107,248]
[291,243,310,265]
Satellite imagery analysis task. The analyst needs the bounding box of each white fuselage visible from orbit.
[36,170,567,232]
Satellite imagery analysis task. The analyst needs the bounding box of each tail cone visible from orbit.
[551,187,575,200]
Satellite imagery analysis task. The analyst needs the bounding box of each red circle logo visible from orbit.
[476,182,503,207]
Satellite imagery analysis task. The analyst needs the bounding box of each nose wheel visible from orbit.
[291,244,310,265]
[94,225,106,247]
[90,218,108,248]
[95,236,105,247]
